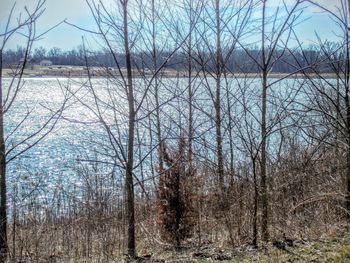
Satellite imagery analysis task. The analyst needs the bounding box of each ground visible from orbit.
[134,232,350,262]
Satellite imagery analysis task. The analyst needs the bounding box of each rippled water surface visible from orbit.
[4,76,311,211]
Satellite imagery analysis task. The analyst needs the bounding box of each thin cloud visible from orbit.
[0,0,91,27]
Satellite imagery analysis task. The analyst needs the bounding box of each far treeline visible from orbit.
[2,44,341,73]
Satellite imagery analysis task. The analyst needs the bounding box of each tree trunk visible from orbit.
[123,1,136,258]
[188,0,193,164]
[252,159,258,247]
[345,22,350,221]
[151,0,164,174]
[215,0,224,192]
[0,51,8,262]
[188,50,193,163]
[175,171,181,250]
[260,1,269,242]
[261,70,268,242]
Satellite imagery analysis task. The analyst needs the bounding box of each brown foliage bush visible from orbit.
[156,137,196,248]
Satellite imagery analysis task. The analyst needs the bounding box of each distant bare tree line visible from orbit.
[2,44,343,74]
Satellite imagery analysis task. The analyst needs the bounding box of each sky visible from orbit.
[0,0,345,51]
[0,0,95,50]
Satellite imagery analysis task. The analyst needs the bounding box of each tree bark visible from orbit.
[215,0,224,192]
[252,159,258,247]
[0,50,8,262]
[0,50,7,262]
[260,0,269,242]
[188,1,193,164]
[123,0,136,258]
[345,19,350,220]
[261,70,268,242]
[151,0,164,174]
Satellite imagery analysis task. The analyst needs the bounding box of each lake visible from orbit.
[4,76,317,214]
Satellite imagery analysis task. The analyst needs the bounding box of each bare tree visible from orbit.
[236,0,304,242]
[0,0,67,260]
[65,0,190,258]
[292,0,350,220]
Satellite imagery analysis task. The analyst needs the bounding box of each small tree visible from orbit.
[0,1,66,260]
[156,137,196,249]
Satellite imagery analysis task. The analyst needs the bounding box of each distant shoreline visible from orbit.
[2,65,339,79]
